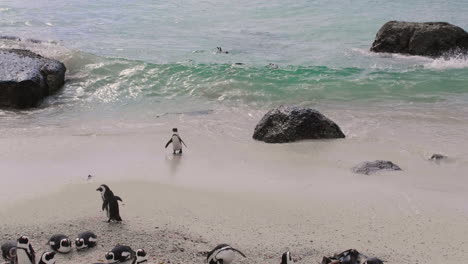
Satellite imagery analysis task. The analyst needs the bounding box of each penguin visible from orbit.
[132,249,148,264]
[37,251,56,264]
[16,236,35,264]
[364,257,384,264]
[75,231,98,250]
[165,128,187,155]
[105,245,135,263]
[48,234,72,254]
[96,184,123,222]
[216,47,229,54]
[1,241,16,264]
[207,244,246,264]
[281,251,294,264]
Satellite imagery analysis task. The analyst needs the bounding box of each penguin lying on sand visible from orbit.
[321,249,384,264]
[207,244,246,264]
[132,249,148,264]
[1,241,16,264]
[165,128,187,155]
[281,251,294,264]
[16,236,35,264]
[48,234,72,254]
[38,251,56,264]
[96,184,123,222]
[105,245,135,263]
[75,231,98,250]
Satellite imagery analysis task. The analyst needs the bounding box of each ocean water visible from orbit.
[1,1,468,201]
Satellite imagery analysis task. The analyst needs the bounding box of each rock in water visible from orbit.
[370,21,468,57]
[353,160,402,175]
[253,105,345,143]
[0,49,66,108]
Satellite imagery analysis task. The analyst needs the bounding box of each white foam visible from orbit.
[424,54,468,70]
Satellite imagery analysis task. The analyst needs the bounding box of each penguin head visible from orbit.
[6,246,17,260]
[96,184,108,193]
[58,239,72,253]
[17,236,30,248]
[172,128,178,133]
[281,251,294,264]
[136,249,148,263]
[105,251,115,262]
[40,251,56,263]
[75,238,86,249]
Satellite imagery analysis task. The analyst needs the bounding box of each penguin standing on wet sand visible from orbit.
[48,234,72,254]
[165,128,187,155]
[207,244,246,264]
[1,241,17,264]
[281,252,294,264]
[96,184,123,222]
[37,251,56,264]
[16,236,35,264]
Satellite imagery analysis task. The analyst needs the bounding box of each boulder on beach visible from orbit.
[352,160,402,175]
[370,21,468,57]
[253,105,345,143]
[0,48,66,109]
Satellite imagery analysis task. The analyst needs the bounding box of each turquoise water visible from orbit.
[0,0,468,116]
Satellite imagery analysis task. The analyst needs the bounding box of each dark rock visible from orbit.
[370,21,468,57]
[353,160,402,175]
[0,48,66,108]
[253,105,345,143]
[430,154,447,161]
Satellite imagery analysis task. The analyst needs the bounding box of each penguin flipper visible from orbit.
[102,200,109,211]
[165,139,172,148]
[115,196,123,202]
[231,248,246,258]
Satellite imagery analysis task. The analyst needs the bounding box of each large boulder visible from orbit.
[253,105,345,143]
[0,49,66,108]
[370,21,468,57]
[352,160,402,175]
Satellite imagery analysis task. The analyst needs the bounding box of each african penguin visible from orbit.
[364,257,385,264]
[16,236,35,264]
[132,249,148,264]
[38,251,56,264]
[48,234,72,253]
[1,241,16,263]
[96,184,123,222]
[165,128,187,154]
[105,245,135,263]
[281,251,294,264]
[75,231,98,250]
[207,244,246,264]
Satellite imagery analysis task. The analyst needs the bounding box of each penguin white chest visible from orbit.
[217,250,235,264]
[17,248,32,264]
[172,135,182,150]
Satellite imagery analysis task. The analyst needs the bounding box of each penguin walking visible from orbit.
[207,244,246,264]
[165,128,187,155]
[48,234,72,254]
[281,252,294,264]
[16,236,35,264]
[1,241,17,264]
[132,249,148,264]
[37,252,56,264]
[96,184,123,222]
[75,231,98,250]
[104,245,135,263]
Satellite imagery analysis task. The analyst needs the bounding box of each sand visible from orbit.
[1,107,468,264]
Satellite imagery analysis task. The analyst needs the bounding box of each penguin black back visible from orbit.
[207,244,246,264]
[1,241,16,262]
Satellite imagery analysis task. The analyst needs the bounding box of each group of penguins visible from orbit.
[1,180,385,264]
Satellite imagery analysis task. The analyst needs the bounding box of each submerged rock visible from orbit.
[253,105,345,143]
[370,21,468,57]
[0,49,66,108]
[353,160,402,175]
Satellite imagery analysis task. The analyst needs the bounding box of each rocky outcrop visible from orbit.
[0,49,66,108]
[253,105,345,143]
[352,160,402,175]
[370,21,468,57]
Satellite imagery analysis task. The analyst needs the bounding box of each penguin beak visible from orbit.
[96,188,101,191]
